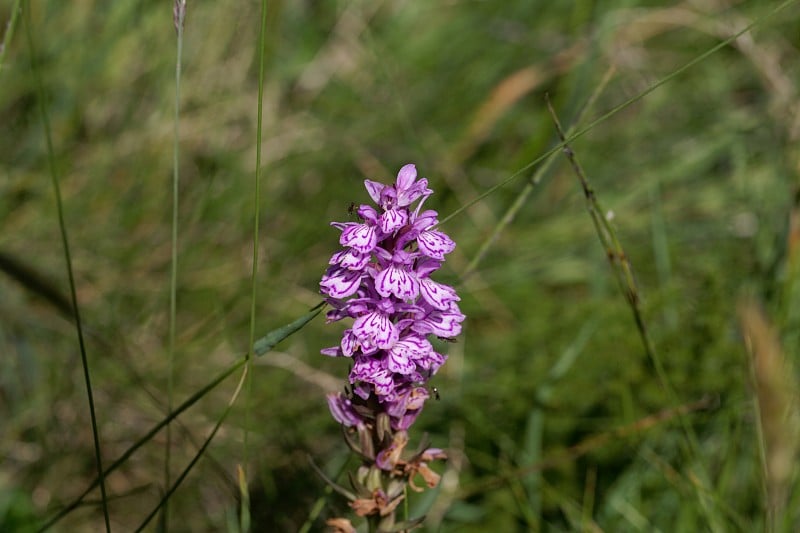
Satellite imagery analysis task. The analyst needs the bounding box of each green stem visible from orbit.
[438,0,798,228]
[0,0,22,74]
[23,3,111,531]
[546,98,724,532]
[165,2,186,529]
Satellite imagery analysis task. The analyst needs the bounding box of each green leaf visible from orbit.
[253,302,325,356]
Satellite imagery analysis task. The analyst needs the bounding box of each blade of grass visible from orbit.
[237,465,251,533]
[639,447,750,531]
[581,466,597,532]
[253,302,325,356]
[36,357,245,532]
[519,320,596,529]
[242,5,271,528]
[37,304,323,531]
[23,3,111,531]
[165,2,187,529]
[520,408,543,531]
[461,66,615,282]
[437,0,799,229]
[0,0,22,74]
[545,99,725,531]
[458,395,717,500]
[134,364,252,532]
[739,299,800,529]
[648,180,678,329]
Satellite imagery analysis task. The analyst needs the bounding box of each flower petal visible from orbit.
[340,223,377,253]
[364,179,384,204]
[375,265,420,300]
[380,208,408,233]
[370,368,395,396]
[353,310,399,349]
[339,249,371,270]
[320,267,363,298]
[418,229,455,260]
[417,350,446,372]
[396,164,417,190]
[340,329,358,356]
[387,344,416,375]
[397,177,431,207]
[327,393,363,427]
[412,304,465,338]
[419,277,460,310]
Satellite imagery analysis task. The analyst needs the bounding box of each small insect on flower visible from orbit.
[433,387,441,401]
[347,201,362,220]
[437,336,457,343]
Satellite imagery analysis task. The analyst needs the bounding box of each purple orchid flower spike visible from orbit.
[318,164,465,530]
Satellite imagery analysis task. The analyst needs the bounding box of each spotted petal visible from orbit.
[320,267,362,298]
[386,345,416,375]
[380,208,408,233]
[340,223,378,253]
[340,329,359,356]
[418,229,455,260]
[387,335,432,374]
[352,358,394,396]
[412,303,465,338]
[375,265,420,300]
[417,350,446,372]
[353,310,399,349]
[339,249,371,270]
[419,277,459,310]
[371,369,396,397]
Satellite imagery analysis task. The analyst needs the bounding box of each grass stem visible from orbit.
[23,2,111,531]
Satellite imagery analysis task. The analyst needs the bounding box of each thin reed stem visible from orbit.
[545,98,725,532]
[241,1,271,529]
[135,365,252,532]
[458,395,717,499]
[37,357,246,532]
[0,0,22,73]
[438,0,797,228]
[165,1,187,529]
[23,3,111,531]
[461,66,616,282]
[38,304,323,531]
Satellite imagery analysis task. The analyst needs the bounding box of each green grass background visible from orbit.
[2,0,799,531]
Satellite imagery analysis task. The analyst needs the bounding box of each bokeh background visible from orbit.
[2,0,799,531]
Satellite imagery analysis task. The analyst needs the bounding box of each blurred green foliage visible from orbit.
[1,0,799,531]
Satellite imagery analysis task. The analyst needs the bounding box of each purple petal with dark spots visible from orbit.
[419,277,459,310]
[339,249,371,270]
[412,304,465,337]
[340,329,358,356]
[380,208,408,233]
[353,310,399,349]
[320,267,363,298]
[418,229,455,260]
[375,265,419,300]
[340,223,377,253]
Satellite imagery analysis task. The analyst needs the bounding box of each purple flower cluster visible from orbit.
[321,164,464,432]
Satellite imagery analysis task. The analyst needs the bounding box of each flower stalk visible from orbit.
[319,164,464,531]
